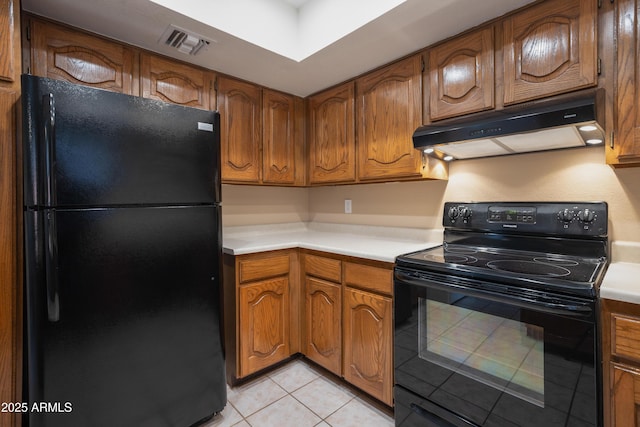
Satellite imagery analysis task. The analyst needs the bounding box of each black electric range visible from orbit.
[397,202,608,297]
[393,202,609,427]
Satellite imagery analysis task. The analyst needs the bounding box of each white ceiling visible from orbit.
[21,0,534,97]
[282,0,313,8]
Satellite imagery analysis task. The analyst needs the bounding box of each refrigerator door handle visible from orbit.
[42,93,57,207]
[44,210,60,322]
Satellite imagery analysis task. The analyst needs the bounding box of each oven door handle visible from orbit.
[409,403,473,426]
[395,270,594,319]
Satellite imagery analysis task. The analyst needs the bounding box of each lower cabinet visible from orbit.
[305,277,342,375]
[302,252,394,406]
[225,248,394,406]
[602,298,640,426]
[343,287,393,406]
[342,261,394,406]
[223,249,299,383]
[610,364,640,426]
[239,276,290,377]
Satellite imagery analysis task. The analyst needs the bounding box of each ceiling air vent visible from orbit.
[160,25,211,56]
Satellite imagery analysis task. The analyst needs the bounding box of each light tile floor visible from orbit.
[203,359,394,427]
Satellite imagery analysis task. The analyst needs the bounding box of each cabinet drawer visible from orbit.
[239,254,290,283]
[344,262,392,295]
[304,254,342,283]
[613,314,640,362]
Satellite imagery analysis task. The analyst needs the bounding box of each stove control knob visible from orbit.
[558,208,574,223]
[460,207,472,219]
[448,206,460,221]
[578,208,596,223]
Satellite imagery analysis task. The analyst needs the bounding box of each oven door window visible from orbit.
[394,282,598,427]
[420,296,544,407]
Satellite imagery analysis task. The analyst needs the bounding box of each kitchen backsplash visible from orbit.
[222,146,640,243]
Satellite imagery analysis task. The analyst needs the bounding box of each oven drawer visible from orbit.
[395,386,460,426]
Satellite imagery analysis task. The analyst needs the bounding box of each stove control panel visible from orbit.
[443,202,608,237]
[488,206,536,224]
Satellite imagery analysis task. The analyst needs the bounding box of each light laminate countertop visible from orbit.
[224,224,640,303]
[223,222,441,263]
[600,241,640,304]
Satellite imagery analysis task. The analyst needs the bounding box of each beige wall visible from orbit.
[222,146,640,243]
[221,184,310,226]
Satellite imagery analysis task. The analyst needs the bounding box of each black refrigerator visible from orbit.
[22,74,226,427]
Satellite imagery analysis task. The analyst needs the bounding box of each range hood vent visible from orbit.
[414,89,605,161]
[160,25,211,56]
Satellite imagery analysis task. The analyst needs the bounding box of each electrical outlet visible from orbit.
[344,199,352,214]
[345,199,352,213]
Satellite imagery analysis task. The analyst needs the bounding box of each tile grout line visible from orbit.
[225,359,393,426]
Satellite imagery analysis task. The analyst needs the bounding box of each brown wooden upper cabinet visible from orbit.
[141,53,215,110]
[262,89,297,185]
[610,0,640,166]
[217,76,303,185]
[356,55,424,181]
[307,82,356,184]
[502,0,597,105]
[217,75,262,183]
[30,19,137,95]
[428,26,495,121]
[0,0,16,82]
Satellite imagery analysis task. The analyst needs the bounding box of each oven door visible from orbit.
[394,268,601,427]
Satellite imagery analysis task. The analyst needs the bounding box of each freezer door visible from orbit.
[22,74,221,208]
[24,206,226,427]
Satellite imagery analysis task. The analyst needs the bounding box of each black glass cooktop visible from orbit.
[395,202,610,297]
[396,243,608,296]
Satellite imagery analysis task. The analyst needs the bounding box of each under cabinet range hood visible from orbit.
[414,89,605,161]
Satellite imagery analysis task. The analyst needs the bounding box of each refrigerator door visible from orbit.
[22,74,221,208]
[24,205,226,427]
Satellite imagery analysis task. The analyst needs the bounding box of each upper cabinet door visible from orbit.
[0,0,16,82]
[30,19,137,95]
[262,89,296,185]
[356,56,423,181]
[217,76,262,183]
[503,0,597,105]
[429,26,494,121]
[308,82,356,184]
[141,53,214,110]
[610,0,640,166]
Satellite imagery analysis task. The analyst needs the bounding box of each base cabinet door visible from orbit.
[604,300,640,426]
[305,277,341,375]
[239,277,290,377]
[343,287,393,406]
[611,364,640,427]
